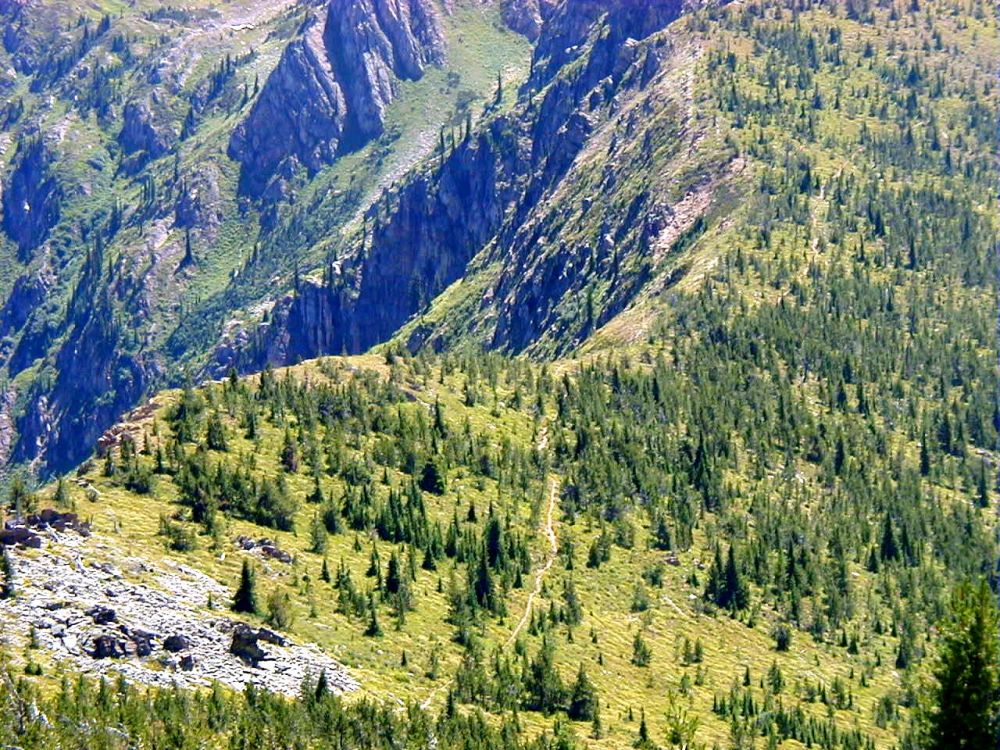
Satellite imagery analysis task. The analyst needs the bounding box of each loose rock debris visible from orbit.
[0,527,358,697]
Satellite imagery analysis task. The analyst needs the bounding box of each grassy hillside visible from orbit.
[0,0,996,748]
[3,335,993,748]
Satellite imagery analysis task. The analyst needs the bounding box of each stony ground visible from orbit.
[0,526,358,697]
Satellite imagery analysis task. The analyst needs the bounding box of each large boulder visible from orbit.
[163,634,191,653]
[25,508,88,533]
[128,630,154,657]
[230,623,267,666]
[90,634,127,659]
[85,605,117,625]
[118,97,175,173]
[257,627,287,647]
[0,527,41,548]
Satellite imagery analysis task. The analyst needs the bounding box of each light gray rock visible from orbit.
[229,12,347,198]
[0,530,358,697]
[328,0,445,142]
[501,0,556,40]
[118,97,175,173]
[174,162,224,235]
[229,0,444,200]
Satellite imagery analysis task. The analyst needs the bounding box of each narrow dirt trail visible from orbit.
[421,425,558,710]
[507,476,559,647]
[420,474,560,710]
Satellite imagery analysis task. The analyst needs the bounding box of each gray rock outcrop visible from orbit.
[0,529,358,697]
[174,162,224,234]
[501,0,556,40]
[1,138,61,260]
[118,97,175,173]
[327,0,445,144]
[229,0,445,199]
[229,14,347,198]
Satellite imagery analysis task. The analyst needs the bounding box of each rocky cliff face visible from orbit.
[2,138,61,260]
[501,0,556,41]
[221,116,525,370]
[222,0,710,368]
[14,297,152,474]
[529,0,689,88]
[0,262,57,376]
[229,13,347,199]
[326,0,446,145]
[118,97,176,174]
[229,0,445,199]
[0,267,47,344]
[1,0,44,74]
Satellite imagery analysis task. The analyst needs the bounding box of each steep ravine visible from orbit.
[4,0,706,478]
[222,0,705,369]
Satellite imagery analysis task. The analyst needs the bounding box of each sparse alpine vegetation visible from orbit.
[0,0,998,748]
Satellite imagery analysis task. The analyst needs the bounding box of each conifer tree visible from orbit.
[525,637,565,714]
[315,669,329,700]
[0,547,15,600]
[880,514,899,562]
[281,429,298,473]
[591,703,603,740]
[924,580,1000,749]
[664,691,701,749]
[635,708,653,749]
[53,477,71,509]
[365,594,383,637]
[568,664,598,721]
[310,512,328,555]
[419,458,446,495]
[632,631,652,667]
[724,546,750,611]
[563,577,583,626]
[206,411,227,451]
[386,551,402,595]
[233,559,258,614]
[5,476,32,524]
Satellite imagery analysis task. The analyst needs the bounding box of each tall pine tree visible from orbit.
[924,580,1000,749]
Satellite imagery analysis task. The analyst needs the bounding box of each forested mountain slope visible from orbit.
[0,0,997,747]
[0,339,994,748]
[3,0,992,485]
[0,0,531,475]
